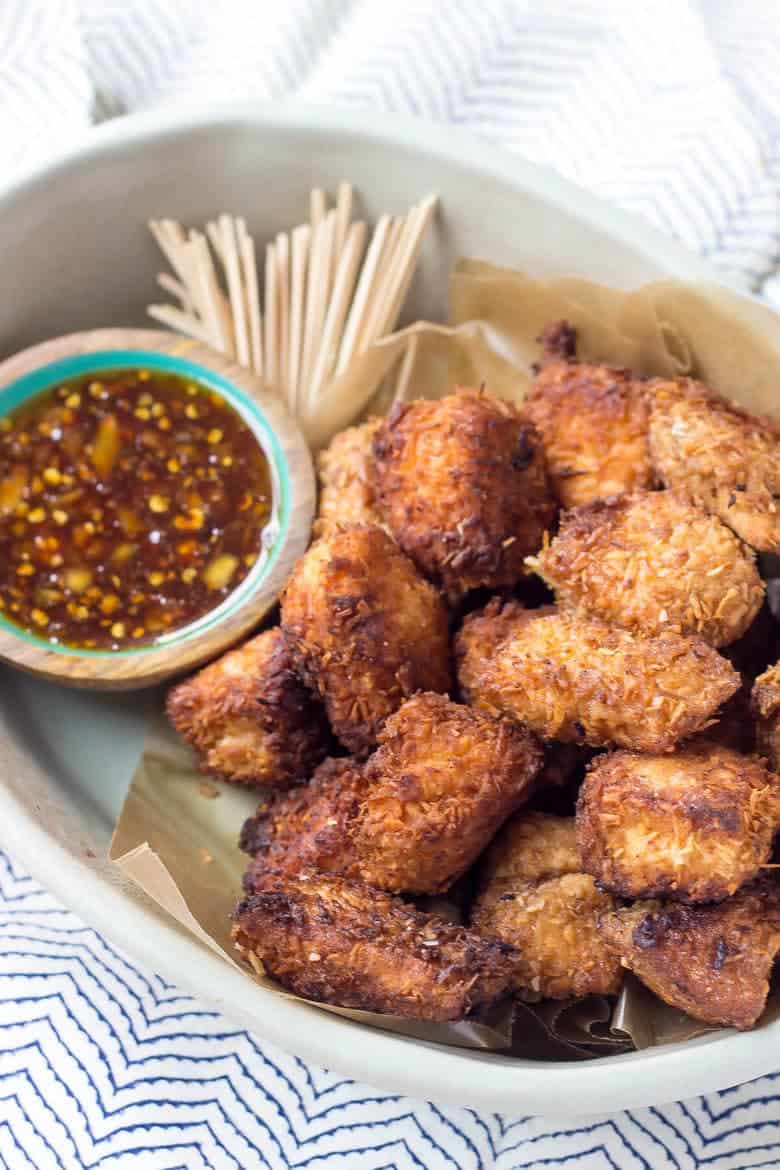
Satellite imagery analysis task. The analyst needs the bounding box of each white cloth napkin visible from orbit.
[3,3,780,1167]
[2,0,779,299]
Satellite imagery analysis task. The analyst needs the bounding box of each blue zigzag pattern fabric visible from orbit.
[3,848,780,1169]
[3,1,780,1166]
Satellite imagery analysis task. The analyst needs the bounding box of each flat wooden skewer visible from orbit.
[191,231,231,355]
[149,219,189,287]
[377,196,437,337]
[147,303,214,345]
[156,272,192,310]
[300,209,337,410]
[146,185,437,442]
[276,232,290,405]
[219,214,250,368]
[237,218,263,377]
[288,224,311,414]
[308,221,368,408]
[356,215,406,352]
[264,240,278,391]
[336,213,393,374]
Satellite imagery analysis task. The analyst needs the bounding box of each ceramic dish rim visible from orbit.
[0,98,776,1115]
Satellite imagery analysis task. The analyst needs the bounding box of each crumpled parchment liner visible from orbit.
[113,262,780,1060]
[112,718,634,1056]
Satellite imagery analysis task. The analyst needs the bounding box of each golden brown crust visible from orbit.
[524,361,652,508]
[240,756,366,874]
[752,661,780,720]
[314,418,384,538]
[372,388,556,598]
[165,628,330,787]
[455,604,739,752]
[471,813,622,1000]
[455,599,555,704]
[597,879,780,1029]
[576,744,780,902]
[529,489,764,647]
[242,693,542,894]
[752,661,780,770]
[232,868,517,1020]
[478,810,580,884]
[280,523,451,755]
[354,693,542,892]
[646,376,780,552]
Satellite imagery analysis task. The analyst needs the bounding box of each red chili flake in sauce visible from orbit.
[0,369,272,649]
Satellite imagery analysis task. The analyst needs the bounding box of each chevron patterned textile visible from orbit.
[4,849,780,1169]
[3,1,780,1166]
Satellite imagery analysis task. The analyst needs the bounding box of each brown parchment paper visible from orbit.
[112,717,634,1055]
[360,263,779,423]
[111,718,519,1052]
[112,263,780,1060]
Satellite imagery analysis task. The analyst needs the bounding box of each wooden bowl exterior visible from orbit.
[0,328,314,688]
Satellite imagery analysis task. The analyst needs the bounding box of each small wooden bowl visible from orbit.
[0,328,314,689]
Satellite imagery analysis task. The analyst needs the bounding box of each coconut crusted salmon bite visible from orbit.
[164,322,780,1033]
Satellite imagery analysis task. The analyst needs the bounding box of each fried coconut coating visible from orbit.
[529,489,764,647]
[240,755,366,872]
[371,388,555,598]
[598,878,780,1029]
[280,523,451,754]
[471,813,622,1000]
[577,744,780,903]
[355,693,542,892]
[165,627,329,787]
[454,597,535,703]
[314,418,383,537]
[752,661,780,771]
[455,602,739,752]
[647,376,780,553]
[241,693,541,894]
[232,868,517,1020]
[524,360,652,508]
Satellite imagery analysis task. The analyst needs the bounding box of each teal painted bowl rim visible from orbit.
[0,349,289,656]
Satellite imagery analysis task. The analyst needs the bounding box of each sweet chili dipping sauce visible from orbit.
[0,369,273,649]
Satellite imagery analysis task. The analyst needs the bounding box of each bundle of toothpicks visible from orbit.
[148,184,437,444]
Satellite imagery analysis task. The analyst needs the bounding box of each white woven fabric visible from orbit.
[2,0,780,296]
[2,2,780,1167]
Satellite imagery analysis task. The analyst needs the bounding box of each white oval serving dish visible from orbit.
[0,100,772,1117]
